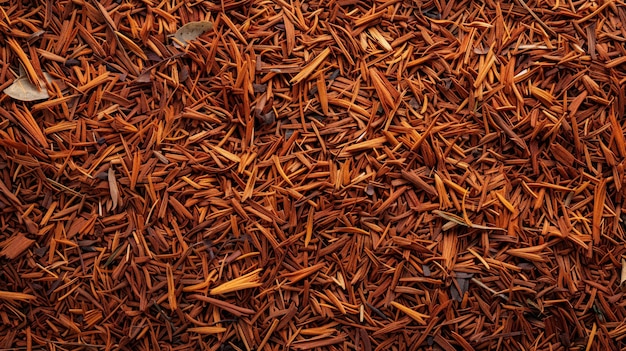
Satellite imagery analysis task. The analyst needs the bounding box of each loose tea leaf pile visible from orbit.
[1,0,625,350]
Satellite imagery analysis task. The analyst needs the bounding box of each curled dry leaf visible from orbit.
[3,72,53,101]
[173,21,213,47]
[108,167,119,210]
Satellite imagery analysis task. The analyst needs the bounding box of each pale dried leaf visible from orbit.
[3,73,53,101]
[173,21,213,46]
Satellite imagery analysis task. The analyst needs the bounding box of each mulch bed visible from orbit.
[1,0,626,350]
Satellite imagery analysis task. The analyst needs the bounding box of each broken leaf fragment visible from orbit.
[3,72,53,101]
[173,21,213,47]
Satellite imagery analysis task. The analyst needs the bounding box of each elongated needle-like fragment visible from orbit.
[0,291,36,301]
[290,48,331,84]
[188,327,227,334]
[390,301,428,325]
[620,259,626,292]
[210,269,262,295]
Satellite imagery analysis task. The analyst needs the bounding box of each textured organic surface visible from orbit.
[1,0,626,350]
